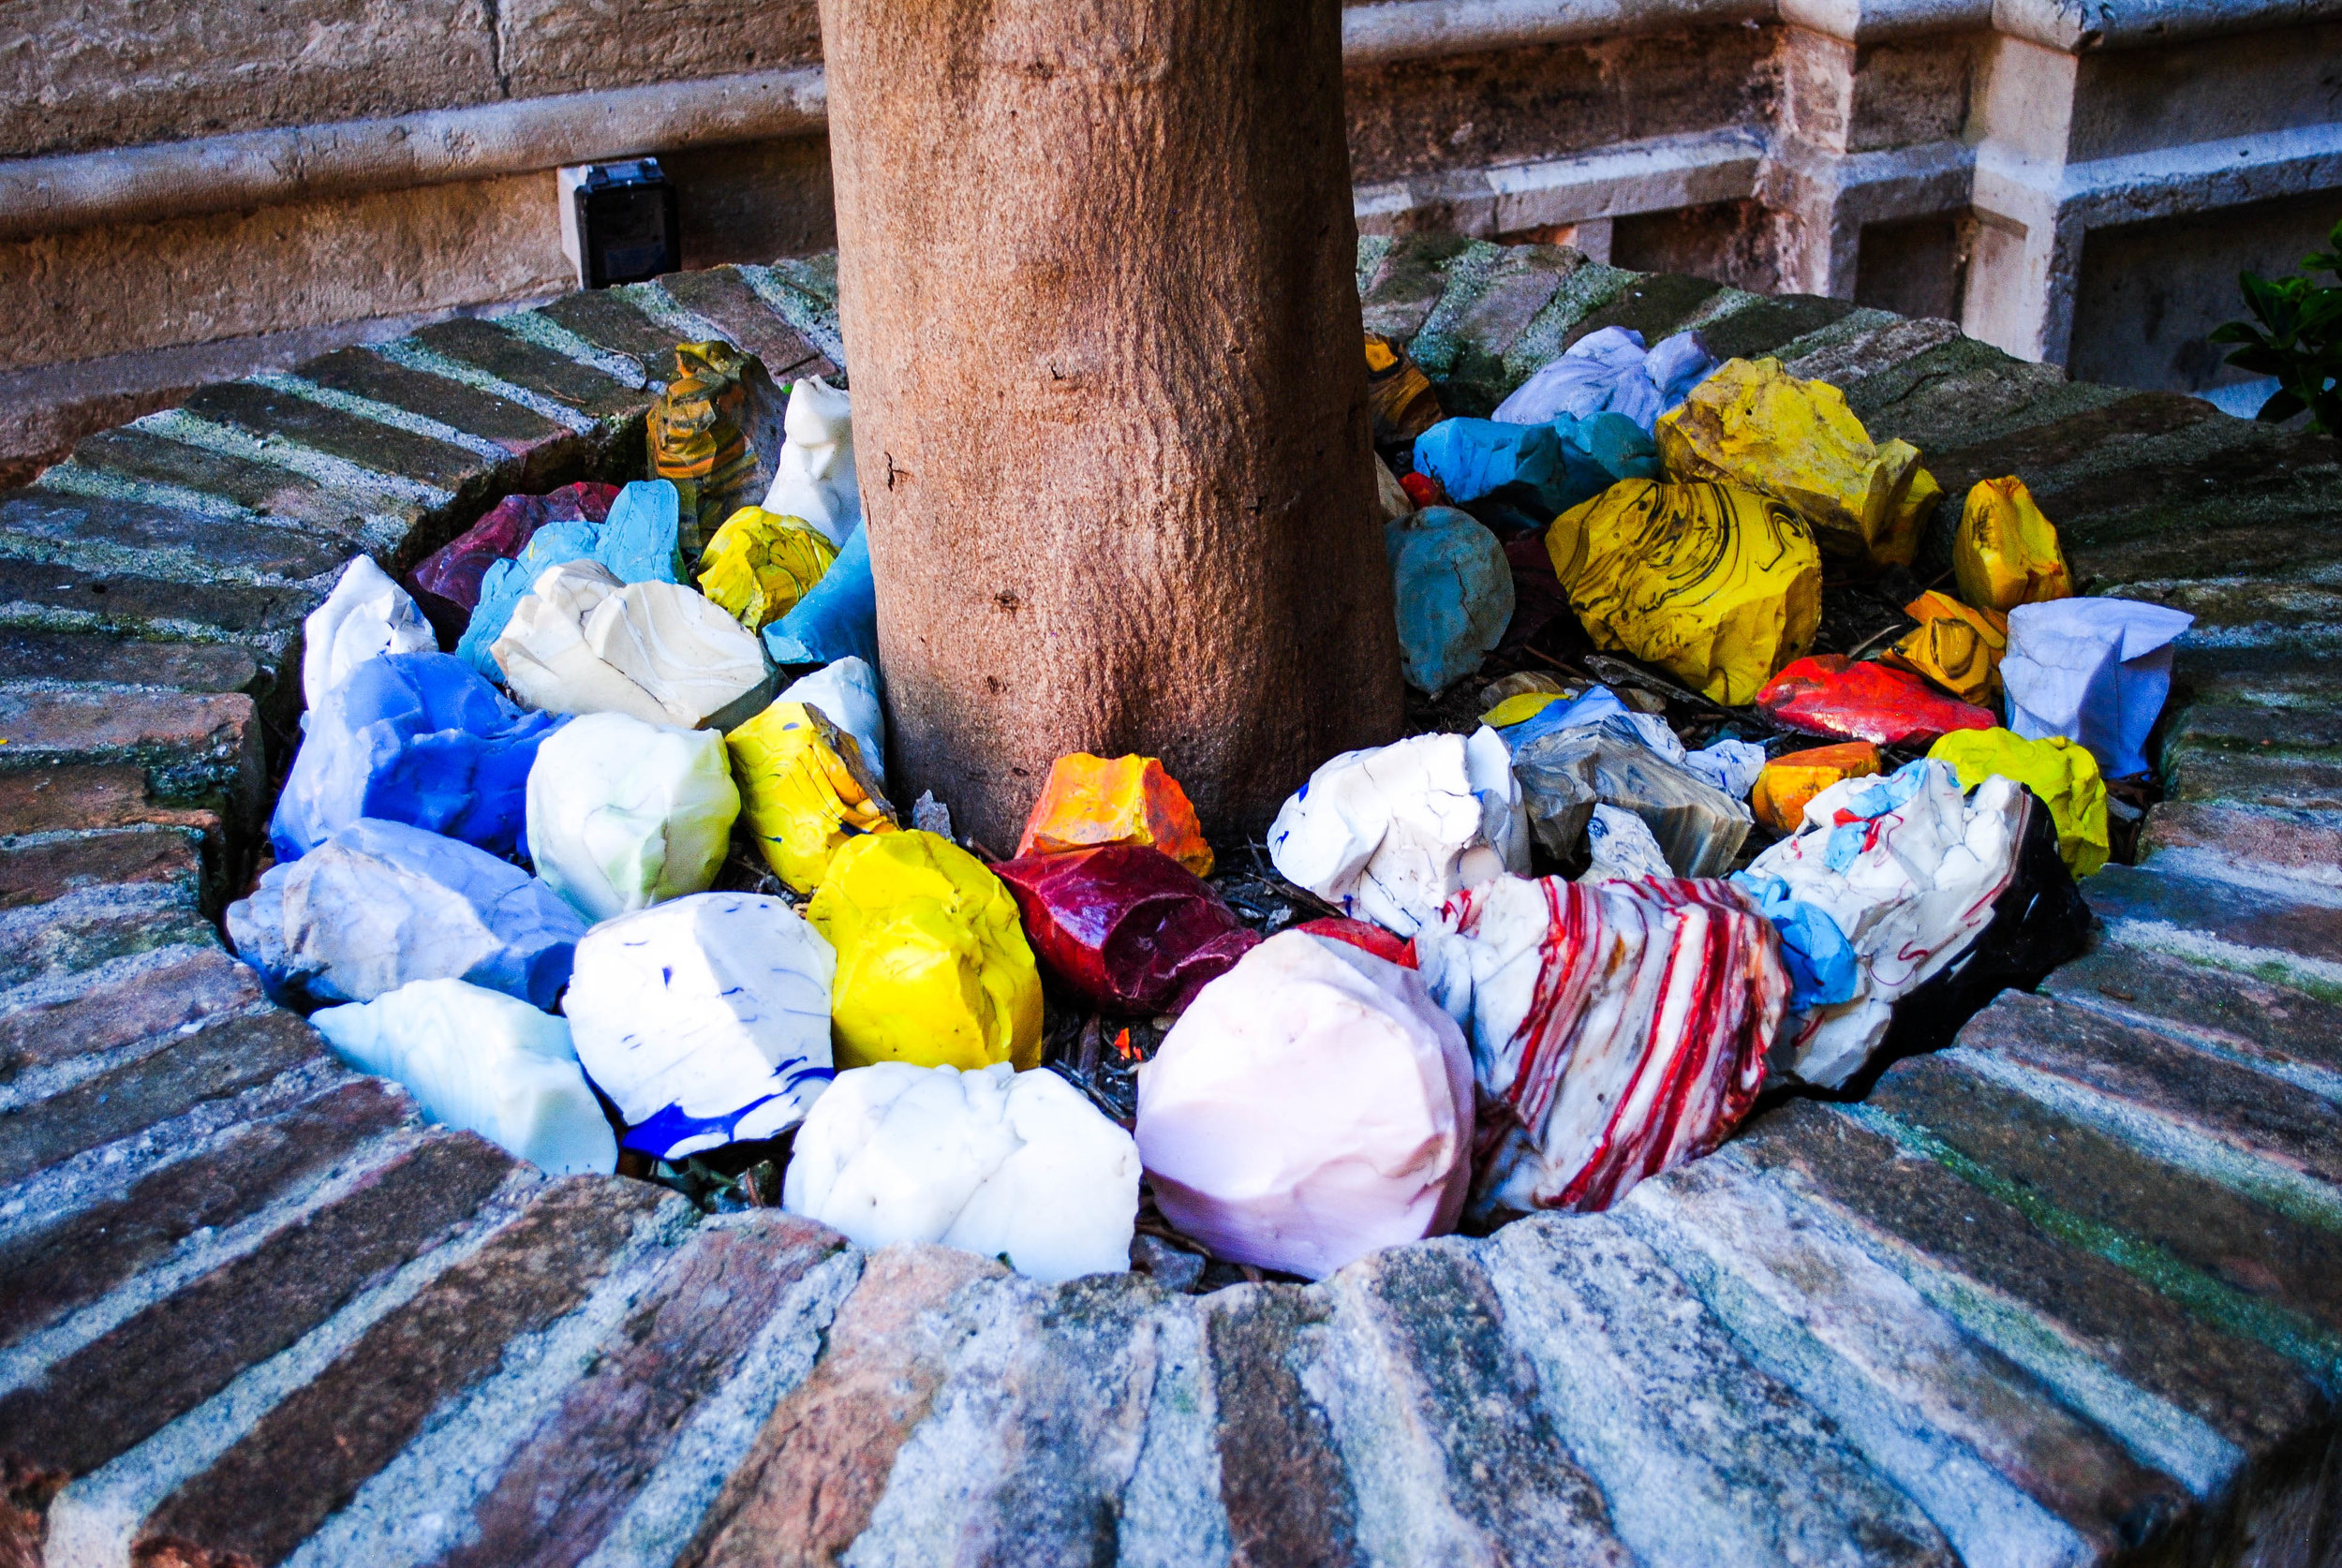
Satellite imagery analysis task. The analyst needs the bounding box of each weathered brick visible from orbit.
[1851,356,2118,477]
[0,1008,322,1187]
[1955,991,2342,1187]
[1737,1102,2331,1460]
[1481,1214,1957,1568]
[2142,802,2342,882]
[2125,579,2342,643]
[1359,231,1478,344]
[679,1247,1003,1568]
[1875,1056,2342,1335]
[1561,273,1726,352]
[2170,649,2342,712]
[296,348,573,461]
[0,629,261,695]
[2075,520,2342,601]
[536,292,688,382]
[2086,864,2342,995]
[0,1132,516,1488]
[2043,947,2342,1081]
[0,827,200,910]
[2166,746,2342,813]
[1931,391,2221,489]
[0,764,224,842]
[1783,316,1965,393]
[918,1277,1189,1566]
[0,688,261,811]
[2025,414,2338,540]
[135,1177,671,1568]
[649,269,839,382]
[0,944,259,1085]
[1206,1285,1366,1568]
[1451,265,1564,364]
[0,558,315,650]
[1696,292,1867,362]
[1437,252,1591,415]
[0,493,345,587]
[0,887,216,998]
[1623,1148,2201,1561]
[405,318,646,423]
[1333,1244,1634,1566]
[178,383,490,497]
[57,428,378,539]
[0,1078,415,1349]
[446,1215,846,1568]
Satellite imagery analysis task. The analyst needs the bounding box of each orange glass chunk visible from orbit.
[1015,753,1214,877]
[1885,591,2008,707]
[1750,741,1884,834]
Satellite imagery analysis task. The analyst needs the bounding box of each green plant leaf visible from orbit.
[2256,387,2307,422]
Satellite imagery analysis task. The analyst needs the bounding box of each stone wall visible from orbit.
[0,236,2336,1567]
[7,0,2341,481]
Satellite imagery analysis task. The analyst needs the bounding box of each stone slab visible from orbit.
[837,1270,1180,1568]
[1853,358,2119,478]
[1481,1213,1958,1568]
[649,269,838,383]
[1449,266,1564,369]
[1204,1285,1367,1568]
[0,629,262,695]
[0,492,346,586]
[1946,392,2222,487]
[2028,424,2341,554]
[442,1214,846,1568]
[1954,991,2342,1188]
[1873,1055,2342,1335]
[296,348,571,458]
[2166,747,2342,813]
[2142,803,2342,885]
[0,1008,322,1188]
[0,688,261,814]
[0,765,224,845]
[2169,651,2342,713]
[1696,293,1869,362]
[56,428,378,539]
[0,1076,414,1349]
[0,557,316,649]
[536,293,687,384]
[1561,272,1727,354]
[405,319,646,423]
[2058,512,2342,601]
[1327,1243,1635,1567]
[2043,946,2342,1084]
[178,382,489,496]
[677,1247,1005,1568]
[0,827,201,910]
[1783,317,1966,395]
[0,886,217,998]
[135,1177,672,1568]
[2085,863,2342,998]
[0,944,259,1086]
[1360,231,1479,346]
[1737,1102,2331,1463]
[0,1131,516,1488]
[1622,1146,2191,1563]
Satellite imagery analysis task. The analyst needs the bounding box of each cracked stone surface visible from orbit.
[1,240,2337,1567]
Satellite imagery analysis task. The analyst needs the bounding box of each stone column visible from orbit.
[816,0,1405,850]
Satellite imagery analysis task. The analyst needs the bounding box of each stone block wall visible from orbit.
[7,0,2342,483]
[0,236,2337,1566]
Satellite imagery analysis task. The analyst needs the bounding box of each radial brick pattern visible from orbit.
[1,241,2336,1566]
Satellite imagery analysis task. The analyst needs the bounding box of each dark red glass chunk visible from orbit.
[995,845,1261,1014]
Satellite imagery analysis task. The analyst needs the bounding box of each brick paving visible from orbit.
[0,241,2335,1566]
